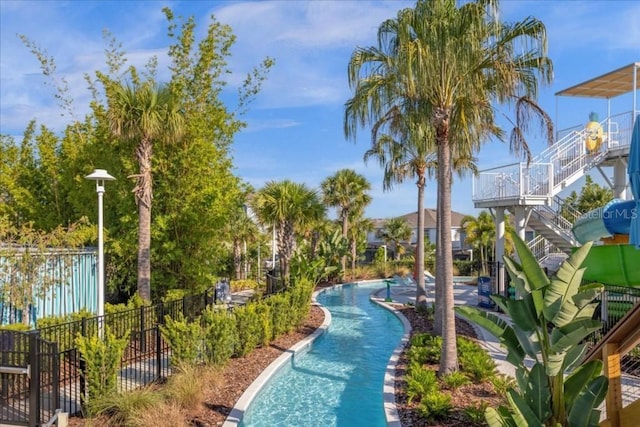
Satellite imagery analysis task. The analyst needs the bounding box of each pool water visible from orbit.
[238,281,404,427]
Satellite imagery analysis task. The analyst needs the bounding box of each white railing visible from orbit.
[473,111,635,204]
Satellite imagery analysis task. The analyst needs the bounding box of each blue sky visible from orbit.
[1,0,639,219]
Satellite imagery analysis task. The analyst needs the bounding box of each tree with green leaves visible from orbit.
[461,211,495,275]
[105,81,185,302]
[250,180,325,284]
[456,231,607,427]
[348,0,553,375]
[377,217,412,261]
[13,9,273,299]
[562,175,613,221]
[347,209,374,277]
[321,169,372,280]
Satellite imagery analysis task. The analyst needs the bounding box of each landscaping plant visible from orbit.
[456,232,607,427]
[75,326,129,416]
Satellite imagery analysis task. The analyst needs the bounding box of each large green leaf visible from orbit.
[564,360,603,409]
[513,327,541,360]
[572,283,604,309]
[505,297,538,332]
[507,389,544,427]
[549,319,602,353]
[503,255,545,317]
[455,306,507,339]
[486,406,517,427]
[574,302,599,322]
[562,343,588,373]
[566,376,607,427]
[516,366,530,396]
[522,363,551,423]
[546,351,567,377]
[543,243,592,326]
[509,231,549,292]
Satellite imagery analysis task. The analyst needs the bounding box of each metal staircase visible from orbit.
[473,111,634,261]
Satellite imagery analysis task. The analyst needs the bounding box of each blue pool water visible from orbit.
[239,281,404,427]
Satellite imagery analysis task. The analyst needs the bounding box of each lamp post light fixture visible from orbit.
[85,169,116,325]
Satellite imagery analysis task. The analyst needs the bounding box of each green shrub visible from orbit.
[457,337,496,382]
[408,333,441,364]
[266,293,293,337]
[406,363,437,404]
[454,260,476,276]
[159,313,203,366]
[463,401,489,426]
[288,279,314,326]
[0,323,31,332]
[230,279,260,292]
[418,390,453,421]
[490,373,517,395]
[234,304,262,357]
[441,371,471,390]
[201,308,237,366]
[75,326,129,415]
[162,288,189,302]
[253,302,273,347]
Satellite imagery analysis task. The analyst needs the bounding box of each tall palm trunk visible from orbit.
[233,240,242,279]
[135,137,153,302]
[351,237,357,278]
[278,220,295,285]
[415,169,427,309]
[436,112,457,375]
[340,212,348,281]
[434,195,443,334]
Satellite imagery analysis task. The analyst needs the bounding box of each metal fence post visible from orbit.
[52,342,60,416]
[156,324,162,381]
[140,306,146,353]
[79,318,86,407]
[28,331,40,427]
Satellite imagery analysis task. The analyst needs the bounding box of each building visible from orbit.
[367,208,471,260]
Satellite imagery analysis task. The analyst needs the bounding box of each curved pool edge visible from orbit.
[369,290,412,427]
[222,291,332,427]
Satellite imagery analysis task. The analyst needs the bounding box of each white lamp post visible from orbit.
[85,169,115,324]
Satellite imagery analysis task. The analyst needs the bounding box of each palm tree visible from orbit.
[321,169,372,280]
[250,180,325,284]
[347,208,374,277]
[461,211,495,275]
[346,0,552,375]
[377,217,412,261]
[107,81,184,302]
[365,112,438,307]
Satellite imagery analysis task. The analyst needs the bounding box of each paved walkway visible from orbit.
[373,280,518,377]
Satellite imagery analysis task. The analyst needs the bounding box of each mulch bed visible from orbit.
[394,306,504,426]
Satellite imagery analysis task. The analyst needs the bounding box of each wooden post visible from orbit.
[603,342,622,427]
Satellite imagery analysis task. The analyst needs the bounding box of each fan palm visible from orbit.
[107,81,184,302]
[250,180,325,284]
[321,169,372,280]
[377,216,412,261]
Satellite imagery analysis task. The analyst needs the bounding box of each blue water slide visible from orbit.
[572,199,635,244]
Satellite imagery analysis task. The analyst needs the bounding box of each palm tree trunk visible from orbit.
[136,138,153,302]
[415,171,427,309]
[434,199,443,335]
[279,220,294,285]
[340,212,348,281]
[351,237,357,278]
[437,123,457,375]
[233,241,242,279]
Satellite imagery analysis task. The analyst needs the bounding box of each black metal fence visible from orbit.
[0,287,233,426]
[586,284,640,348]
[0,330,60,426]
